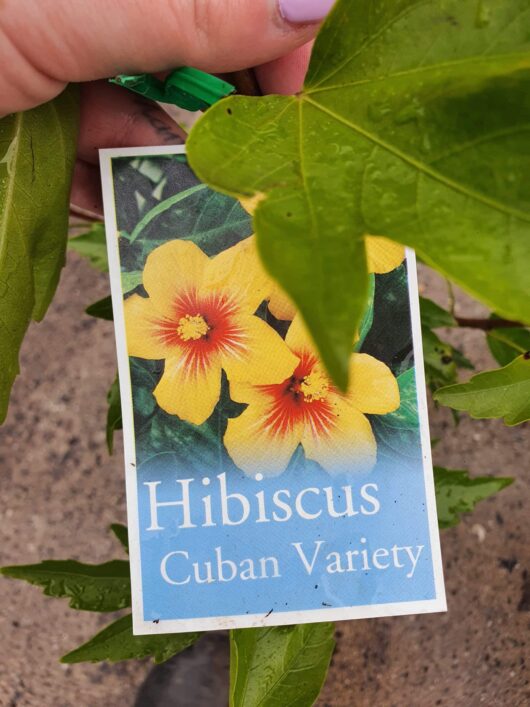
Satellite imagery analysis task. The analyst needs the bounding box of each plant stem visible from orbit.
[455,316,524,331]
[69,205,102,221]
[226,69,262,97]
[447,282,456,317]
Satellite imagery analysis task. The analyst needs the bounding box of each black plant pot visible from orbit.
[134,633,229,707]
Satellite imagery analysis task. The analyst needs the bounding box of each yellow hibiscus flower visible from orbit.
[239,199,405,321]
[124,239,299,426]
[224,315,400,477]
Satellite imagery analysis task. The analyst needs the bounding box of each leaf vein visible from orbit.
[304,97,530,222]
[306,51,530,95]
[307,0,431,90]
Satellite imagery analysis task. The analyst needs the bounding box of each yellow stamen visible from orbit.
[177,314,210,341]
[301,367,329,403]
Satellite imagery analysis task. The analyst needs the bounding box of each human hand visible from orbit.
[0,0,333,215]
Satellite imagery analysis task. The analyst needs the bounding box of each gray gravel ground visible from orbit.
[0,255,528,707]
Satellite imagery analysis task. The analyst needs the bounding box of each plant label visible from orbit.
[100,146,446,634]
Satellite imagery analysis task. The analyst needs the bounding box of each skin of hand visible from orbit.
[0,0,327,216]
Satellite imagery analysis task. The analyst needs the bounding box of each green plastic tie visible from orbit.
[110,68,235,111]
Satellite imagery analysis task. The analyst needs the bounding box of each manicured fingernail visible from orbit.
[279,0,335,23]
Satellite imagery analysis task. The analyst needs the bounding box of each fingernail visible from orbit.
[279,0,335,23]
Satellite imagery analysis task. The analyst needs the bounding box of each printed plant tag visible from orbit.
[100,145,446,634]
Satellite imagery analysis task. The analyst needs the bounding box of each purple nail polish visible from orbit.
[279,0,335,23]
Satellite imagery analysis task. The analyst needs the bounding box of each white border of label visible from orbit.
[100,144,447,635]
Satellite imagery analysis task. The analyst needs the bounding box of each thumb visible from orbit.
[0,0,334,113]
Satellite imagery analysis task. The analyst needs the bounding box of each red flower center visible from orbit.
[155,290,246,368]
[259,352,336,437]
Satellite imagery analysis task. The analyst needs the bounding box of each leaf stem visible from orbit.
[446,279,456,317]
[69,205,102,222]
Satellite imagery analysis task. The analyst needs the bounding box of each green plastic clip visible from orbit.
[110,67,235,111]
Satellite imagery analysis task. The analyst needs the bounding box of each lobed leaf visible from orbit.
[68,222,108,271]
[420,297,457,329]
[229,623,335,707]
[110,523,129,554]
[188,0,530,388]
[434,354,530,425]
[0,86,79,421]
[422,327,472,392]
[0,559,130,612]
[85,295,113,320]
[434,466,513,528]
[61,614,201,664]
[487,325,530,366]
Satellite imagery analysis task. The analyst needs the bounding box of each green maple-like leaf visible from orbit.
[420,297,457,329]
[422,326,473,393]
[85,295,113,320]
[434,466,513,528]
[230,624,335,707]
[0,86,79,420]
[0,559,130,612]
[188,0,530,388]
[434,354,530,425]
[487,324,530,366]
[61,614,201,664]
[68,222,108,272]
[110,523,129,554]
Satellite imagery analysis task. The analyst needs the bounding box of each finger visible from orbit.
[70,159,103,218]
[72,39,311,217]
[72,80,185,214]
[0,0,333,113]
[71,42,312,219]
[77,81,185,165]
[255,41,313,95]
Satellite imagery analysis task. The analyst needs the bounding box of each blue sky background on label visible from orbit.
[137,456,435,621]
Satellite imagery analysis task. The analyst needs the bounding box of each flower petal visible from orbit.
[201,236,269,313]
[239,194,265,214]
[221,315,299,385]
[286,314,359,361]
[365,236,405,274]
[347,353,400,414]
[154,354,222,425]
[285,314,316,354]
[228,381,261,405]
[268,286,297,321]
[143,240,208,318]
[224,398,302,477]
[301,394,377,475]
[124,294,181,359]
